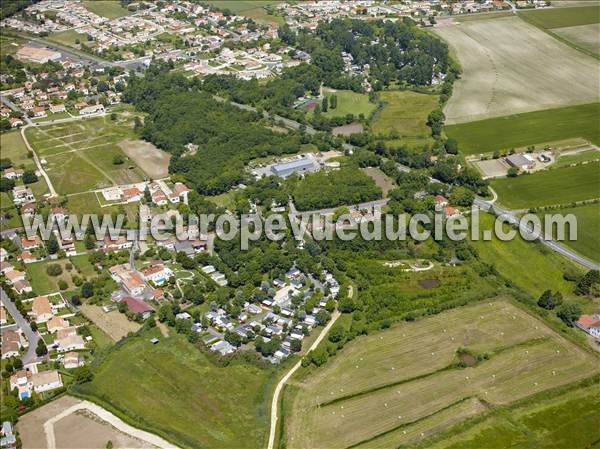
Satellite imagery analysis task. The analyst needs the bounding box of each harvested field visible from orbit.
[80,304,141,341]
[553,23,600,55]
[331,123,363,136]
[283,300,600,449]
[118,140,171,179]
[434,17,600,124]
[362,167,396,196]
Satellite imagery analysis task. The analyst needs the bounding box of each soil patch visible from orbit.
[419,279,441,289]
[118,140,171,179]
[332,122,363,136]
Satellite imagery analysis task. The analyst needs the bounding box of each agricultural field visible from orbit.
[536,203,600,264]
[470,213,585,299]
[76,328,278,449]
[490,161,600,209]
[553,23,600,56]
[555,148,600,168]
[445,103,600,155]
[319,89,377,119]
[424,381,600,449]
[25,115,147,195]
[434,17,600,124]
[372,90,439,148]
[283,300,600,449]
[82,0,130,18]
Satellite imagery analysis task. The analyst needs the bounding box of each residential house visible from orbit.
[4,270,26,286]
[2,168,23,180]
[31,296,53,323]
[13,280,32,295]
[10,369,63,400]
[103,235,133,252]
[18,251,37,264]
[12,185,34,205]
[56,333,85,352]
[62,352,84,369]
[121,296,154,320]
[1,421,17,449]
[1,330,21,359]
[21,235,43,250]
[47,315,69,333]
[576,315,600,339]
[141,263,173,286]
[109,264,145,296]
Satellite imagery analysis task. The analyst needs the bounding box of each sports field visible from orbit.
[434,17,600,124]
[537,203,600,263]
[490,161,600,209]
[25,116,146,195]
[320,89,377,119]
[77,329,277,449]
[82,1,130,18]
[372,90,439,148]
[445,103,600,155]
[283,300,600,449]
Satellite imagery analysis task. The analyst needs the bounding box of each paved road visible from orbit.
[266,286,351,449]
[1,288,40,364]
[0,94,33,125]
[474,198,599,270]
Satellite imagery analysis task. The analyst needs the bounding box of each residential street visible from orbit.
[1,288,40,364]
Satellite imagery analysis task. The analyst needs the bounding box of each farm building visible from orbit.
[505,154,535,170]
[576,315,600,339]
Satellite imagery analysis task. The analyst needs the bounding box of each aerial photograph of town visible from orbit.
[0,0,598,448]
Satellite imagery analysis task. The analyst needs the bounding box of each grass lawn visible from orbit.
[372,90,439,149]
[77,329,278,449]
[82,0,130,18]
[425,382,600,449]
[48,30,87,47]
[318,89,377,119]
[537,203,600,264]
[471,213,584,298]
[490,162,600,209]
[26,259,82,295]
[284,300,599,449]
[1,130,32,167]
[446,103,600,155]
[203,1,280,13]
[518,5,600,29]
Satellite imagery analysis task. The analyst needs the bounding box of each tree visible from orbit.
[46,263,62,276]
[0,178,15,192]
[321,96,328,113]
[74,365,93,384]
[84,233,96,250]
[112,155,124,165]
[224,330,242,347]
[36,339,48,356]
[507,167,519,177]
[290,339,302,352]
[328,325,345,343]
[22,170,38,184]
[81,281,94,298]
[330,94,337,109]
[444,138,458,154]
[575,270,600,296]
[556,301,582,326]
[71,295,81,306]
[537,290,563,310]
[47,233,59,254]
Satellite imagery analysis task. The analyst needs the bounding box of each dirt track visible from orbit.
[434,16,600,124]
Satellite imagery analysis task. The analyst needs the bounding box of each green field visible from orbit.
[490,161,600,209]
[77,329,277,449]
[471,213,585,299]
[26,258,93,295]
[426,382,600,449]
[284,300,600,449]
[319,90,377,119]
[82,0,130,18]
[25,115,146,195]
[372,90,439,149]
[48,30,87,47]
[445,103,600,155]
[1,130,32,168]
[519,5,600,29]
[204,1,280,13]
[555,148,600,168]
[537,203,600,264]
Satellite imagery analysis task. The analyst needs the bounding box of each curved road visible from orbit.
[266,286,352,449]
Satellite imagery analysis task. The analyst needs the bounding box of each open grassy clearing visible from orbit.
[284,300,600,449]
[553,23,600,56]
[1,130,32,167]
[77,328,278,449]
[48,29,87,47]
[26,116,146,194]
[424,382,600,449]
[434,17,600,124]
[518,5,600,28]
[26,257,93,295]
[555,148,600,167]
[203,1,281,13]
[445,103,600,155]
[80,304,140,342]
[490,161,600,209]
[372,90,438,149]
[318,89,377,119]
[471,213,585,299]
[536,203,600,263]
[82,0,130,18]
[362,167,396,196]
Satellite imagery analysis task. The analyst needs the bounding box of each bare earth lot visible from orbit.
[118,140,171,179]
[17,395,163,449]
[434,17,600,124]
[80,304,141,341]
